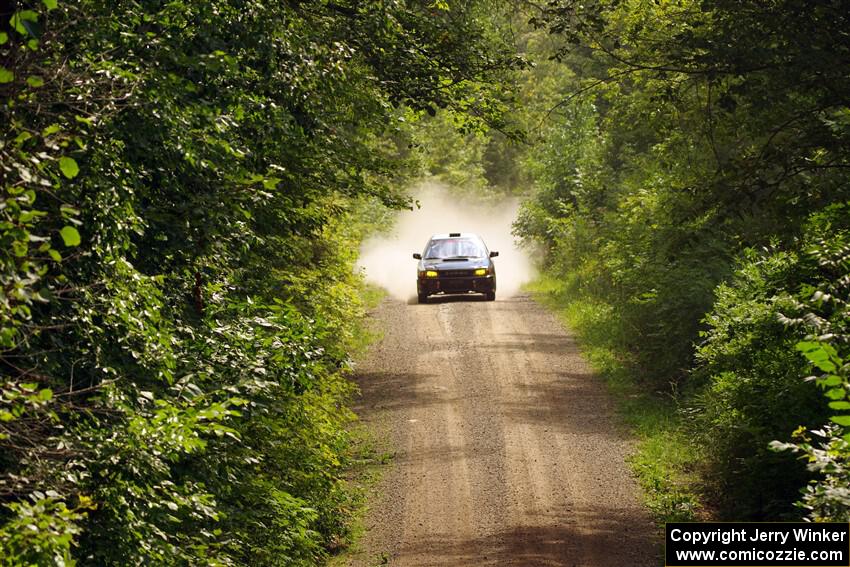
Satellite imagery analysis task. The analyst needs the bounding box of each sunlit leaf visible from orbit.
[59,226,80,247]
[59,156,79,179]
[10,10,38,36]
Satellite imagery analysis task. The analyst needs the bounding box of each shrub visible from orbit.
[693,205,850,519]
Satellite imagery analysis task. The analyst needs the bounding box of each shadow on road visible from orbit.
[348,294,659,567]
[394,508,656,566]
[353,371,446,413]
[477,332,584,356]
[410,293,489,305]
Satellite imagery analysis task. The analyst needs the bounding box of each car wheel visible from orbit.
[418,293,428,304]
[485,291,495,301]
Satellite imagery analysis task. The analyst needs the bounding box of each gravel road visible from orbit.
[349,294,658,567]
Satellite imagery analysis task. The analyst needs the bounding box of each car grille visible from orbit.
[440,279,470,291]
[439,270,474,278]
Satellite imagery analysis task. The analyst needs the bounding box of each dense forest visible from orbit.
[512,0,850,524]
[1,0,849,565]
[0,1,521,564]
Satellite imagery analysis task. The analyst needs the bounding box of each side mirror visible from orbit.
[489,251,499,257]
[413,253,422,260]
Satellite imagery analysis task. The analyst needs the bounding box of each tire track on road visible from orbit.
[350,294,658,567]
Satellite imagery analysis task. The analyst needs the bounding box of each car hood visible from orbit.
[421,258,490,270]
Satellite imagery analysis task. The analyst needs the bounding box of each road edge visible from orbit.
[525,275,708,526]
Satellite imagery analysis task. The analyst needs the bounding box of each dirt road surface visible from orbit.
[349,294,658,567]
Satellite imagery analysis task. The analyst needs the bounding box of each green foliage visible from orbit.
[57,157,78,180]
[517,0,850,519]
[691,245,825,518]
[0,495,91,567]
[770,212,850,521]
[0,0,520,564]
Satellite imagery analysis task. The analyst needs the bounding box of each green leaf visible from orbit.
[0,32,7,45]
[10,10,38,36]
[797,341,839,372]
[42,0,58,10]
[19,210,47,223]
[263,177,281,190]
[826,387,847,400]
[0,327,16,348]
[59,156,79,179]
[26,76,44,88]
[830,415,850,426]
[12,240,27,257]
[829,401,850,410]
[60,205,80,217]
[0,67,13,83]
[48,249,61,262]
[37,389,52,402]
[820,375,843,387]
[59,226,80,247]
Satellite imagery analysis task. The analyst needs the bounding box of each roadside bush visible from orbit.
[0,0,520,564]
[691,249,820,518]
[693,205,850,519]
[516,0,850,520]
[772,206,850,521]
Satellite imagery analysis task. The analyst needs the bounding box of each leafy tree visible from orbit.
[0,0,522,563]
[517,0,850,518]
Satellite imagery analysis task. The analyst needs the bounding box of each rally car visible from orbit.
[412,232,498,303]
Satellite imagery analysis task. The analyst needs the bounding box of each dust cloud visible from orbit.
[357,182,536,301]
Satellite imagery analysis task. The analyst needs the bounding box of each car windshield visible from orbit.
[424,238,486,259]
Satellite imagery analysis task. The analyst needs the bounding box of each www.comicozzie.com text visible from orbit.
[670,526,847,546]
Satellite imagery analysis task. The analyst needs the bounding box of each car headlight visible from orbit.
[424,270,438,278]
[474,268,488,276]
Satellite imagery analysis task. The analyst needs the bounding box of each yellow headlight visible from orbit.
[474,268,487,276]
[425,270,438,277]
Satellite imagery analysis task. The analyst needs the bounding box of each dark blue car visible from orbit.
[412,232,498,303]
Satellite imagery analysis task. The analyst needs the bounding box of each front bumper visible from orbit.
[417,275,495,296]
